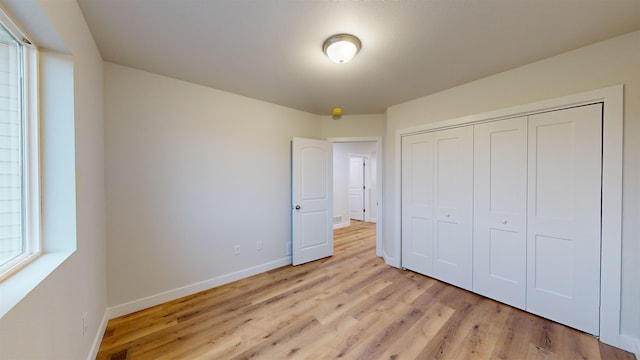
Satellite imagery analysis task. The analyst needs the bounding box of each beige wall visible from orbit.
[0,0,107,358]
[320,113,386,139]
[104,63,321,306]
[104,71,388,311]
[384,30,640,344]
[104,67,386,309]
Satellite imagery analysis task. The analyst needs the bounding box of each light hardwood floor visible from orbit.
[97,221,635,360]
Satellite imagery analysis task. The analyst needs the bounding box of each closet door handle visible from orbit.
[295,205,301,210]
[501,220,508,224]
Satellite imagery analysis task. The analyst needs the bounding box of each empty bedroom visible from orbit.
[0,1,639,359]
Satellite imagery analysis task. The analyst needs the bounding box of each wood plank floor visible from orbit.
[97,221,635,360]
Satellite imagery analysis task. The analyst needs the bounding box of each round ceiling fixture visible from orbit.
[323,34,361,64]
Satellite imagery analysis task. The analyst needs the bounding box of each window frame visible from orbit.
[0,8,40,281]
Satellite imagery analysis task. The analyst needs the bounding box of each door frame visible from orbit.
[329,137,383,258]
[394,85,623,347]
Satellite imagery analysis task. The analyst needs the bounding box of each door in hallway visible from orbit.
[349,155,366,221]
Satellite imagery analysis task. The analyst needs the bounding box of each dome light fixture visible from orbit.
[323,34,361,64]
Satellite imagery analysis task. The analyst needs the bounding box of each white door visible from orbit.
[473,117,528,309]
[432,127,474,291]
[401,127,473,290]
[292,137,333,266]
[401,132,435,276]
[349,156,365,221]
[526,104,602,335]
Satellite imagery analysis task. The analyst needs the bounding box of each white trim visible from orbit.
[0,5,34,46]
[390,126,403,268]
[0,250,74,318]
[24,29,41,267]
[393,85,623,347]
[328,137,383,258]
[88,311,110,360]
[105,257,291,319]
[618,334,640,357]
[598,86,624,348]
[0,9,41,281]
[333,221,350,229]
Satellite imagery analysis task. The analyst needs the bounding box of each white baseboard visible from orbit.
[87,257,291,359]
[105,257,291,320]
[619,334,640,359]
[333,221,350,229]
[628,339,640,360]
[87,311,110,360]
[383,249,400,268]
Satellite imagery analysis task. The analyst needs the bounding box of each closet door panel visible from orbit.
[473,117,527,309]
[433,127,473,291]
[401,133,434,276]
[527,104,602,336]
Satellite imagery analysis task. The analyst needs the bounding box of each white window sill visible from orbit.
[0,249,75,318]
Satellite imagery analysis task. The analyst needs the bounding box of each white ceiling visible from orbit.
[77,0,640,115]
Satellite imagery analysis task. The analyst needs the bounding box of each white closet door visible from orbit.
[473,117,527,309]
[526,104,602,335]
[401,133,434,276]
[432,127,473,290]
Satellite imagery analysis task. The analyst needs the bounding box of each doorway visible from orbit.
[330,137,382,257]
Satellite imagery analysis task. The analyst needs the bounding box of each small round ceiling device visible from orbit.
[323,34,361,64]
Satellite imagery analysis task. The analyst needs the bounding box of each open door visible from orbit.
[348,155,366,221]
[292,137,333,265]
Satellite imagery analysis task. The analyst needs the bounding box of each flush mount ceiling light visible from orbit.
[323,34,361,64]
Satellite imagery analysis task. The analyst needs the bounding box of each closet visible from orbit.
[401,127,473,291]
[401,103,603,336]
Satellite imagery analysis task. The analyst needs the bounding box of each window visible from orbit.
[0,10,39,280]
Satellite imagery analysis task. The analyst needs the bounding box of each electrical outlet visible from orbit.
[82,312,88,336]
[256,240,262,251]
[234,245,240,255]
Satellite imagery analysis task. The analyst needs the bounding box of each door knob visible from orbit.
[295,205,301,210]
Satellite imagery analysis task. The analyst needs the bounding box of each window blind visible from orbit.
[0,31,23,267]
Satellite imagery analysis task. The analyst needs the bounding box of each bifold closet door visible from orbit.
[473,117,527,309]
[401,127,473,290]
[526,104,602,336]
[432,127,473,290]
[401,132,434,277]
